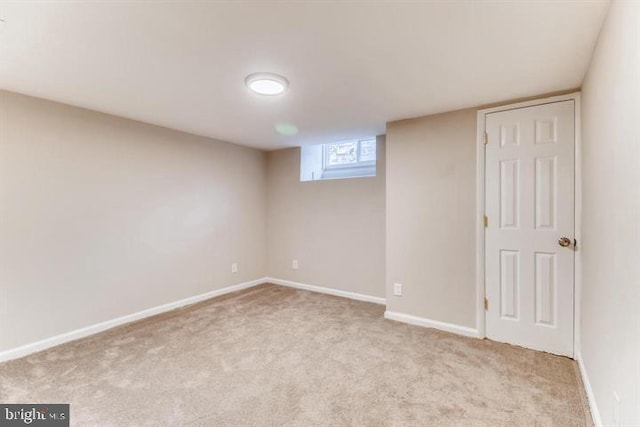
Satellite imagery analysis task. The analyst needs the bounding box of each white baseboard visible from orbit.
[384,310,480,338]
[576,352,602,427]
[266,277,386,305]
[0,277,268,363]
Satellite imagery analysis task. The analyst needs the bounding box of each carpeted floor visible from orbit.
[0,284,591,426]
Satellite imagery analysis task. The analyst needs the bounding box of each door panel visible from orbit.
[500,249,520,320]
[535,156,557,229]
[500,160,520,229]
[534,252,556,326]
[485,100,574,357]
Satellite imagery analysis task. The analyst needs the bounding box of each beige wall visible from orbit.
[0,91,267,351]
[385,109,477,328]
[580,0,640,425]
[266,137,386,298]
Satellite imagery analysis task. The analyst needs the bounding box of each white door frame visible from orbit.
[475,92,582,358]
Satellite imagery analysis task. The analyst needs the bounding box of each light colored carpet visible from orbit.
[0,283,591,426]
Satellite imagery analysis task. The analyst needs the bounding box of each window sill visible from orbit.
[321,166,376,180]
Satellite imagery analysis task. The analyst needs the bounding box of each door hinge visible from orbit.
[483,215,488,228]
[483,132,488,145]
[484,298,489,310]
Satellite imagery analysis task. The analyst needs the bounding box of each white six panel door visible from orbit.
[485,100,575,357]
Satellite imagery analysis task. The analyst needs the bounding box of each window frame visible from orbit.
[321,138,377,178]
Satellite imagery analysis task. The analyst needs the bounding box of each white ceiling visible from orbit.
[0,1,609,150]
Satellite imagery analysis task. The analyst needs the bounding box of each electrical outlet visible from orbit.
[613,391,620,427]
[393,283,403,296]
[292,259,299,270]
[231,263,238,274]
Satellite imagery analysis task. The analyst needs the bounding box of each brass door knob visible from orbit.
[558,237,572,247]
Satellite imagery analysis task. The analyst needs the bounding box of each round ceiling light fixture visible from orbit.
[245,73,289,96]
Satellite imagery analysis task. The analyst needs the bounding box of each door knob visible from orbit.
[558,237,572,247]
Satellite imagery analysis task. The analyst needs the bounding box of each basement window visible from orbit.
[300,138,377,181]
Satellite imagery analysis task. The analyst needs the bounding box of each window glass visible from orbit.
[358,139,376,162]
[301,137,377,182]
[327,141,358,166]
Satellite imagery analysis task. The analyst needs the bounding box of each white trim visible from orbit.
[477,92,582,115]
[475,109,487,339]
[0,277,268,362]
[576,352,602,426]
[384,311,481,338]
[266,277,386,305]
[573,93,583,358]
[476,92,582,358]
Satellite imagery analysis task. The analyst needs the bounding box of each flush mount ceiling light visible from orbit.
[245,73,288,96]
